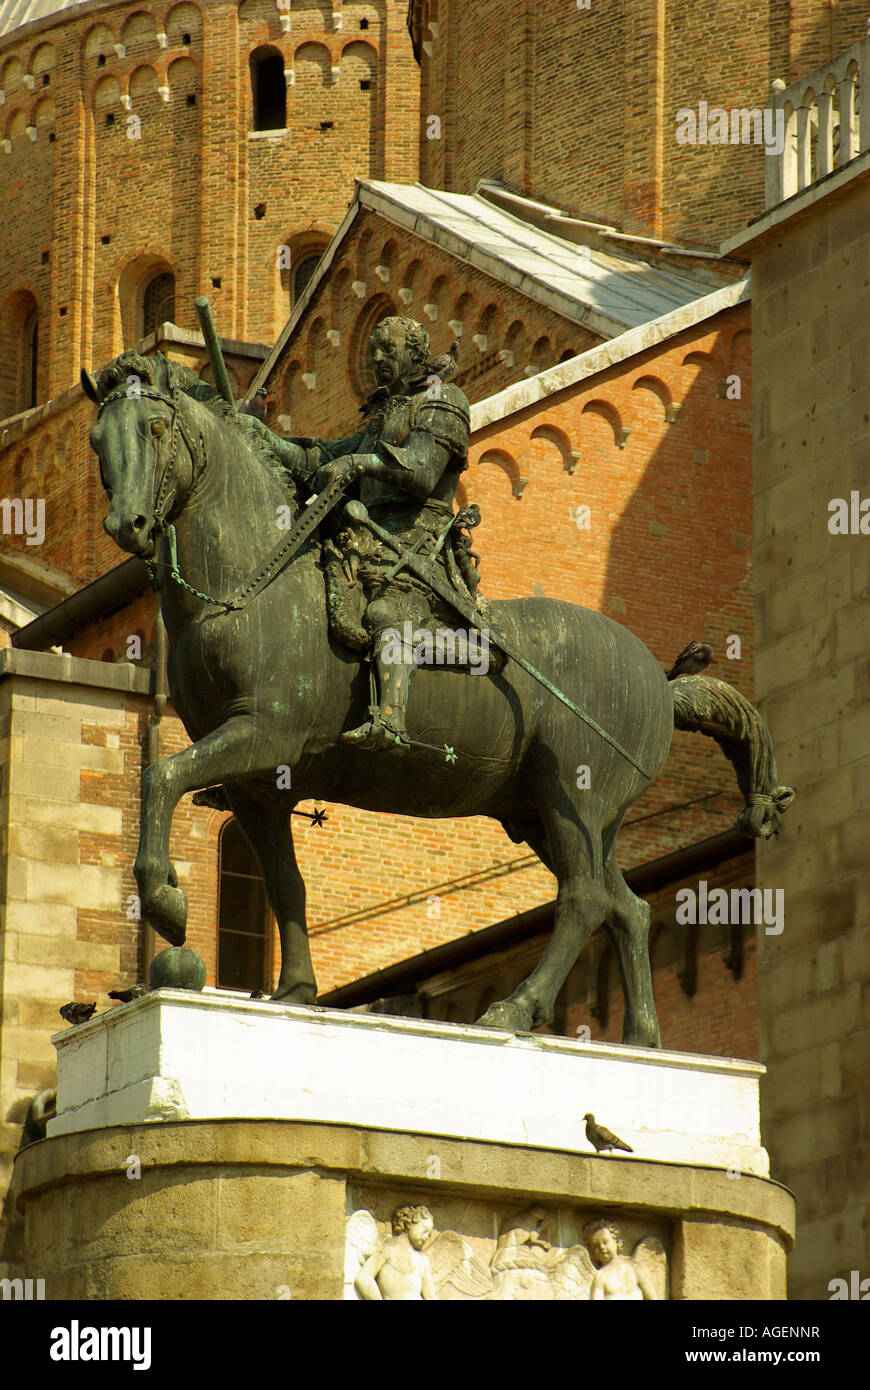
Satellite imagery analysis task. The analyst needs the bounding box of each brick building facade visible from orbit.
[0,0,419,421]
[409,0,870,246]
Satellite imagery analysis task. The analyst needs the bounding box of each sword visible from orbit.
[343,500,652,780]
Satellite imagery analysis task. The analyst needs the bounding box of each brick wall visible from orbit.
[413,0,870,246]
[0,0,419,416]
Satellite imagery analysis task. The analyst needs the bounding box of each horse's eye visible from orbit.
[151,419,166,437]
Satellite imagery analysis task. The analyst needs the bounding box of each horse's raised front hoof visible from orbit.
[146,884,188,946]
[476,998,536,1033]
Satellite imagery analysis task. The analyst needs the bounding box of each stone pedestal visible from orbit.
[15,993,795,1299]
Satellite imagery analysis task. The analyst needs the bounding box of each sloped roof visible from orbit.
[364,182,722,332]
[252,180,729,391]
[0,0,90,40]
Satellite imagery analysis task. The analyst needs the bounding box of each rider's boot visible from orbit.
[342,630,417,752]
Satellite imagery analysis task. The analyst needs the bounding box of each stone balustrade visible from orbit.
[766,33,870,207]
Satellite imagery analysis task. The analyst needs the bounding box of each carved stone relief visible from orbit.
[345,1193,668,1301]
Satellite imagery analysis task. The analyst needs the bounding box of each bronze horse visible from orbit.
[82,351,793,1046]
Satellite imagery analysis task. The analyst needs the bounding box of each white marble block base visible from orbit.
[48,990,769,1176]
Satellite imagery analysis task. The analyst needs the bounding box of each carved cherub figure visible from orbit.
[584,1218,665,1300]
[354,1204,437,1300]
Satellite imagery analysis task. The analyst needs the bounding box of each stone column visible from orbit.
[0,649,150,1280]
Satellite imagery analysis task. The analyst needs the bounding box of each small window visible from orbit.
[359,79,370,91]
[141,271,175,337]
[217,819,271,991]
[23,310,38,410]
[250,48,286,131]
[97,54,106,67]
[319,120,334,131]
[40,249,49,263]
[292,252,322,304]
[182,31,191,45]
[360,17,369,28]
[186,93,196,106]
[105,112,114,125]
[42,73,50,86]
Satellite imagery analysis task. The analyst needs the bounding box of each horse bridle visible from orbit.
[96,378,322,611]
[97,380,206,534]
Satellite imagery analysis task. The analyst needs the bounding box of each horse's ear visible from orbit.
[80,368,99,403]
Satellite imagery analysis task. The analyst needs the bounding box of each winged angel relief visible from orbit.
[346,1205,667,1301]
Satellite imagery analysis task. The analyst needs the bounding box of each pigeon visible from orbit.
[665,640,714,680]
[239,387,268,421]
[584,1113,633,1154]
[249,989,269,1000]
[59,1001,97,1027]
[108,984,150,1003]
[427,341,460,381]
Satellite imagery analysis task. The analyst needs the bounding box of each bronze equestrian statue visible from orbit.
[81,316,793,1046]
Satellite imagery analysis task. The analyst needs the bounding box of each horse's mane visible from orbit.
[94,349,292,485]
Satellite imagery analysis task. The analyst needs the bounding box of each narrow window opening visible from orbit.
[141,271,176,337]
[24,312,38,410]
[251,49,286,131]
[217,819,271,992]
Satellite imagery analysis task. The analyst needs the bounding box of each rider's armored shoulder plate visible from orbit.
[411,383,471,470]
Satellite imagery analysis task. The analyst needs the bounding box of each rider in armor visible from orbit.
[295,316,477,751]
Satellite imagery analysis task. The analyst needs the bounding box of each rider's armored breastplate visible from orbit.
[362,396,413,453]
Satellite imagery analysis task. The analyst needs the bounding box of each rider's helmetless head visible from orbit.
[369,317,430,393]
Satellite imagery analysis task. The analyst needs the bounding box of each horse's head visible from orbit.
[82,350,199,558]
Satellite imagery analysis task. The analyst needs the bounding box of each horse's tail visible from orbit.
[671,675,795,839]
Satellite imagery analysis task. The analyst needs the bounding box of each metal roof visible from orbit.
[359,181,725,336]
[0,0,90,41]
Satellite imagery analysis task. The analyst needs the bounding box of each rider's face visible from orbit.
[371,331,412,391]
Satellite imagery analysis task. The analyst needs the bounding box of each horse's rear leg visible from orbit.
[603,861,661,1048]
[477,811,610,1033]
[226,790,317,1005]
